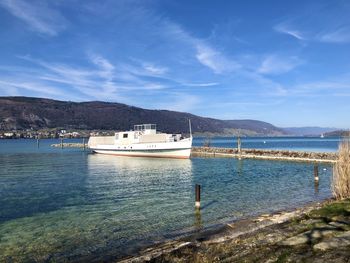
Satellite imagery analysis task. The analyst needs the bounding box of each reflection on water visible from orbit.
[87,154,193,180]
[314,181,319,194]
[194,209,203,232]
[0,141,334,262]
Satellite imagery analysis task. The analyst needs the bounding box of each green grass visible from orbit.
[275,251,291,263]
[309,199,350,219]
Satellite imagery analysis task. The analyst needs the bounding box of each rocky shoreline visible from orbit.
[119,199,350,263]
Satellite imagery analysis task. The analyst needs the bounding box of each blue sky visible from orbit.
[0,0,349,128]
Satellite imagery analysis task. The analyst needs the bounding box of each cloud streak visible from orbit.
[0,79,64,96]
[274,24,305,40]
[274,3,350,45]
[0,0,67,36]
[317,26,350,43]
[3,53,207,106]
[181,82,219,87]
[258,55,303,75]
[195,43,241,74]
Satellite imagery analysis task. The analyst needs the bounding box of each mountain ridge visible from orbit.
[0,96,286,136]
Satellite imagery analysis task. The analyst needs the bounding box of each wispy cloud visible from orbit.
[181,82,219,87]
[258,55,303,75]
[0,79,64,96]
[0,0,67,36]
[275,24,350,44]
[293,80,350,94]
[274,2,350,45]
[195,43,241,74]
[6,53,198,103]
[317,26,350,43]
[88,53,115,78]
[10,55,122,100]
[142,63,168,76]
[274,23,305,40]
[82,1,240,78]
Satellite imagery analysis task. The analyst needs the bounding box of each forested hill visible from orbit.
[0,97,286,135]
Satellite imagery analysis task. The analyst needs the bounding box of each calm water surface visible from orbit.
[0,138,337,262]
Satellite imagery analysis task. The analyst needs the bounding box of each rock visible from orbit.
[314,231,350,250]
[301,219,322,225]
[281,228,338,246]
[281,232,311,246]
[328,221,349,229]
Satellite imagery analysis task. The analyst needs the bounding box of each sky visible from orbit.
[0,0,349,128]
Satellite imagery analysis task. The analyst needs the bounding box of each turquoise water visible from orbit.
[0,138,335,262]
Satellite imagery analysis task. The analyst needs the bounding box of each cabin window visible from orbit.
[123,133,128,138]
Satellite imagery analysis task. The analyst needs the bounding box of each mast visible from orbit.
[189,119,192,138]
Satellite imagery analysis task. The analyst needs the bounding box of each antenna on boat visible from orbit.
[189,119,192,138]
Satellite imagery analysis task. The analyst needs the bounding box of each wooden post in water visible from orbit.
[83,137,86,150]
[36,136,40,148]
[60,138,64,149]
[195,184,201,209]
[314,164,319,182]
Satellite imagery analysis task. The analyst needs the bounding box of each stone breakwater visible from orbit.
[191,147,337,163]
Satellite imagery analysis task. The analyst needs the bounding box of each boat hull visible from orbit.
[89,137,192,159]
[92,148,191,159]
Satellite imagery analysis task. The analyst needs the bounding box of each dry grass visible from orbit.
[332,140,350,200]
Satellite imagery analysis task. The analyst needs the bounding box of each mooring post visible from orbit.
[60,138,63,149]
[195,184,201,209]
[36,136,40,148]
[314,164,319,182]
[83,137,86,150]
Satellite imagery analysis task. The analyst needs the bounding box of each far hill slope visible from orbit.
[283,127,338,136]
[324,130,350,137]
[0,97,286,135]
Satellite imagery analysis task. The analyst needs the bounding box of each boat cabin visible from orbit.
[114,124,181,145]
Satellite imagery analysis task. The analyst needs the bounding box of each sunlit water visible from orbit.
[0,138,338,262]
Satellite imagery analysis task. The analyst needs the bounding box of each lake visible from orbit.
[0,137,340,262]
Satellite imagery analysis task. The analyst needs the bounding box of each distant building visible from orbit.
[4,132,14,138]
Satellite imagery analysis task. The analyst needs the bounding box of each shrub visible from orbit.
[332,140,350,200]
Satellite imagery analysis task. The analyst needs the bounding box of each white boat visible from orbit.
[88,123,192,159]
